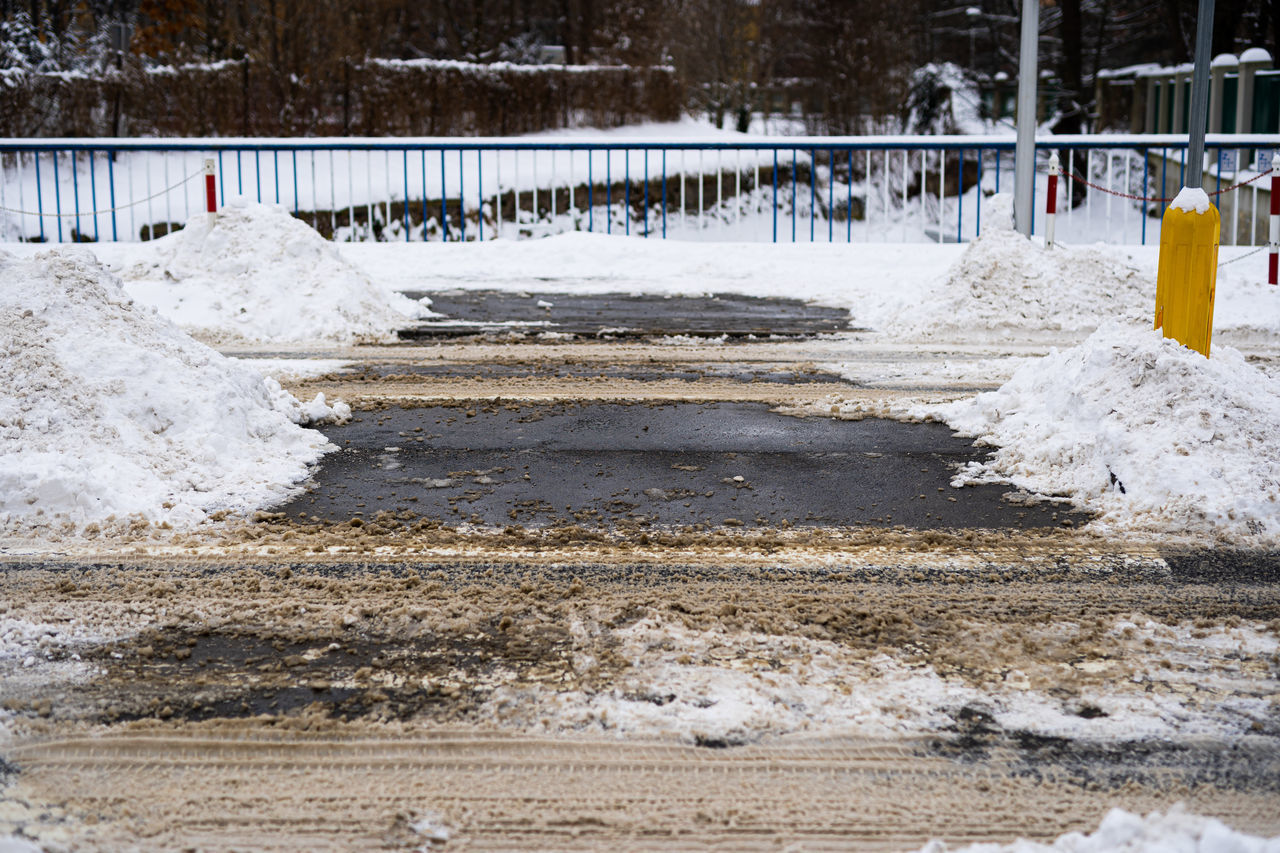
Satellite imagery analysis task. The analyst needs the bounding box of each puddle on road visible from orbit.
[277,401,1085,531]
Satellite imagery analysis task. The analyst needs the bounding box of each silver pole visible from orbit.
[1184,0,1215,190]
[1013,0,1039,235]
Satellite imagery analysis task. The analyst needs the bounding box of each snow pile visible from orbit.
[0,248,344,533]
[926,323,1280,541]
[917,805,1280,852]
[123,199,430,344]
[907,224,1149,334]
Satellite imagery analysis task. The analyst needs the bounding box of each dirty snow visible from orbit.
[922,323,1280,542]
[0,248,345,535]
[916,805,1280,852]
[483,615,1278,745]
[120,199,431,344]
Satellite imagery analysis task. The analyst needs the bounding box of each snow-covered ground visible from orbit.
[485,613,1278,746]
[117,199,431,344]
[916,806,1280,853]
[0,245,347,537]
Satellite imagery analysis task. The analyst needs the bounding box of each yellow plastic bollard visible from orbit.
[1154,195,1219,357]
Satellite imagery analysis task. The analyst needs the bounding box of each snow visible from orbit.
[916,806,1280,852]
[485,614,1278,745]
[1170,186,1211,215]
[0,836,41,853]
[118,199,430,344]
[0,247,345,535]
[921,323,1280,542]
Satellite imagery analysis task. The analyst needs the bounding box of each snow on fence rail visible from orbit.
[0,134,1276,246]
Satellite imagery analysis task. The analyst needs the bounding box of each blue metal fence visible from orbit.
[0,134,1276,245]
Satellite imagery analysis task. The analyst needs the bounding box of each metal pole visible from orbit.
[1184,0,1214,189]
[1013,0,1039,236]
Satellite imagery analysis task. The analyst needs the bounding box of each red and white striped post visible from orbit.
[1269,150,1278,286]
[204,158,218,226]
[1045,152,1060,249]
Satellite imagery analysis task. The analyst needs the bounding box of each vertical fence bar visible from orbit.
[89,150,99,241]
[15,151,27,241]
[328,150,336,237]
[1124,151,1132,244]
[403,150,410,242]
[772,149,778,243]
[661,149,667,238]
[495,148,502,239]
[365,151,373,233]
[532,150,539,233]
[274,151,281,204]
[218,150,226,207]
[901,149,908,242]
[624,149,630,237]
[163,152,172,230]
[753,154,760,242]
[938,149,945,244]
[808,148,815,242]
[716,149,723,222]
[605,149,611,235]
[828,149,834,242]
[71,150,82,240]
[53,151,63,242]
[440,150,448,241]
[34,153,45,241]
[421,150,428,241]
[515,148,522,235]
[735,148,742,232]
[847,149,853,243]
[347,151,355,240]
[681,149,687,231]
[957,149,964,244]
[1141,149,1149,245]
[107,151,118,241]
[292,151,299,217]
[1106,152,1114,236]
[568,149,574,227]
[882,150,889,237]
[783,147,793,240]
[698,150,704,232]
[587,150,594,233]
[478,149,484,242]
[975,148,982,238]
[1066,149,1074,230]
[459,150,466,242]
[1159,147,1168,218]
[384,150,392,231]
[309,151,318,230]
[255,151,262,202]
[643,148,649,238]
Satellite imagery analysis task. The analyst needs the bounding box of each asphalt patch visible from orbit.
[277,401,1086,530]
[399,290,854,340]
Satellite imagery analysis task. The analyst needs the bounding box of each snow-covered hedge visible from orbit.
[0,58,682,137]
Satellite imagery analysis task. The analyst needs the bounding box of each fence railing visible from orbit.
[1,134,1276,246]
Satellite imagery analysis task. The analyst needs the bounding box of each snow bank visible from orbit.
[122,199,430,344]
[925,323,1280,541]
[0,248,345,534]
[906,225,1149,334]
[917,805,1280,852]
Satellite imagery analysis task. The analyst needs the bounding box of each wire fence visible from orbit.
[0,134,1276,246]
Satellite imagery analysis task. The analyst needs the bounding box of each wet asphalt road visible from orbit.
[278,401,1083,530]
[399,290,855,339]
